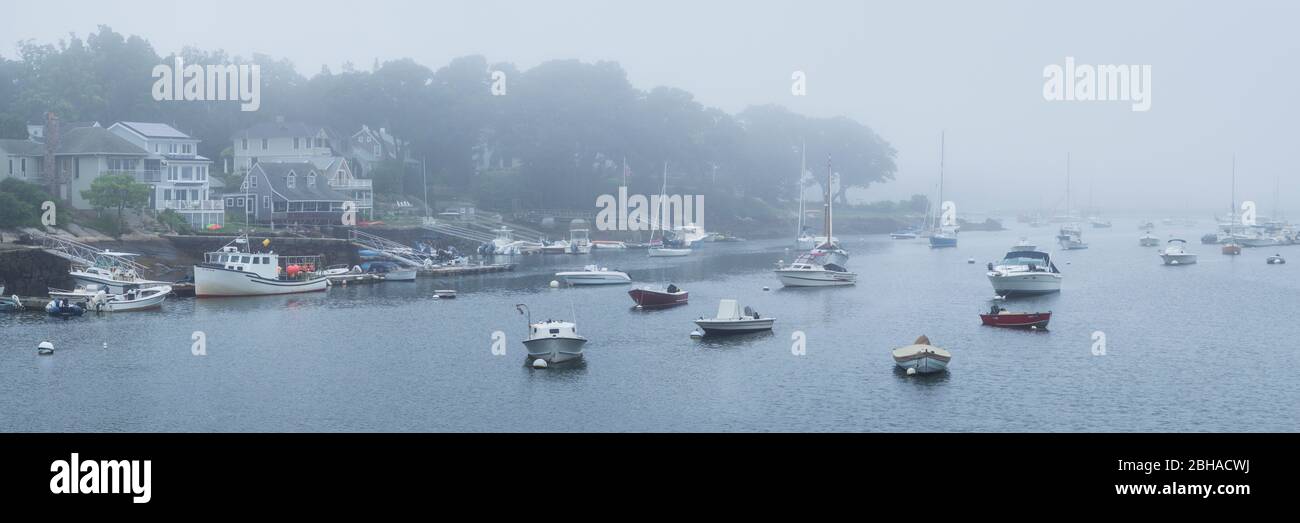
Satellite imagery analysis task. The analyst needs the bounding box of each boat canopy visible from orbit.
[998,250,1059,272]
[715,299,741,320]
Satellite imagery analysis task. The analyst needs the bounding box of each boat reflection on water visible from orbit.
[693,329,775,349]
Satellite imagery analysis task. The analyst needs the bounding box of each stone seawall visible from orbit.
[0,248,73,296]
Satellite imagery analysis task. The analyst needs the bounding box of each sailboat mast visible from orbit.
[797,141,806,238]
[1065,152,1071,220]
[937,132,945,228]
[658,161,668,239]
[824,155,833,246]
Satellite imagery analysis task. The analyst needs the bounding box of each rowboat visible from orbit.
[980,306,1052,329]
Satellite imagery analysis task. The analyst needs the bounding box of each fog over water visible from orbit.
[3,0,1297,214]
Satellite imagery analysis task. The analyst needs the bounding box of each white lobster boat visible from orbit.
[1159,239,1198,265]
[49,284,171,312]
[194,237,329,297]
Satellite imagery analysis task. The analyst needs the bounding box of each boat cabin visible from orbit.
[203,243,323,280]
[528,321,581,340]
[994,250,1060,273]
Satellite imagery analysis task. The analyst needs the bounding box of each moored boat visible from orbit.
[986,250,1062,296]
[1266,254,1286,265]
[628,284,688,309]
[1140,233,1160,247]
[892,335,951,374]
[555,265,631,285]
[45,299,85,318]
[516,304,587,365]
[980,305,1052,329]
[1159,239,1198,265]
[693,299,774,336]
[194,236,330,297]
[774,251,856,287]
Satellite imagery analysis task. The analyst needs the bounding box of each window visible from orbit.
[20,158,26,173]
[264,196,270,209]
[293,137,300,149]
[250,175,258,189]
[236,198,244,207]
[241,138,248,150]
[226,197,235,207]
[307,173,316,187]
[261,138,268,150]
[164,189,172,201]
[287,172,296,189]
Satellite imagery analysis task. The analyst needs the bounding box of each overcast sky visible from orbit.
[4,0,1298,215]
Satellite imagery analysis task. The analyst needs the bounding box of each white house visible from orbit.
[108,122,224,229]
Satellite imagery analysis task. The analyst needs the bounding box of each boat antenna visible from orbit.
[515,303,530,333]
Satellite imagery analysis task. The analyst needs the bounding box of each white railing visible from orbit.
[160,199,226,211]
[330,179,373,189]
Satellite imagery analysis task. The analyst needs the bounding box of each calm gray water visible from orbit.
[3,221,1298,432]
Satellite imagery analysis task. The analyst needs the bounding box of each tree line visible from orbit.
[0,26,898,223]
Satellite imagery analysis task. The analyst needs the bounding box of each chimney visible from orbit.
[43,112,61,200]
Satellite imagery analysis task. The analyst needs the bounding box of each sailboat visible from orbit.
[775,155,856,287]
[648,162,692,257]
[1056,153,1088,250]
[929,132,957,248]
[1223,156,1243,255]
[794,142,817,249]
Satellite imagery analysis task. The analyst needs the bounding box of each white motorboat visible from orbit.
[1013,238,1038,251]
[775,251,856,287]
[49,284,171,312]
[567,228,593,254]
[892,335,951,374]
[1057,224,1088,250]
[1139,233,1160,247]
[693,299,774,336]
[541,239,570,254]
[382,268,418,281]
[1266,254,1286,265]
[1159,239,1198,265]
[516,304,587,364]
[194,236,330,297]
[648,247,692,257]
[987,250,1063,296]
[591,240,626,249]
[555,264,631,285]
[69,265,167,295]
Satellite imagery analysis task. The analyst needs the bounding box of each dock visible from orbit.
[418,263,515,277]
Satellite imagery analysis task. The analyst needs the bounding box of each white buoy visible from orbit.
[532,358,548,369]
[762,286,770,291]
[38,341,54,355]
[549,280,560,288]
[906,367,917,376]
[689,330,703,339]
[102,342,107,349]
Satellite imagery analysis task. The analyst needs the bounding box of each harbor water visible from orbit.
[2,222,1297,432]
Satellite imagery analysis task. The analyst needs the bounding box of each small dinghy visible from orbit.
[980,304,1051,329]
[1267,254,1286,265]
[628,284,688,309]
[45,299,86,318]
[892,335,951,374]
[433,289,457,299]
[693,299,774,336]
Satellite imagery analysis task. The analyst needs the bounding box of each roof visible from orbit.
[253,162,351,202]
[0,138,45,156]
[232,121,333,141]
[115,122,192,139]
[55,127,147,156]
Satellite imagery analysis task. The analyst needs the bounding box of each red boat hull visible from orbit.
[980,311,1051,329]
[628,289,689,309]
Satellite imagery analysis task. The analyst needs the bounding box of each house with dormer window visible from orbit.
[225,161,371,225]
